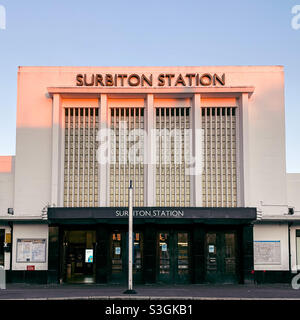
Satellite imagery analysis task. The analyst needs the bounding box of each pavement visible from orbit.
[0,283,300,300]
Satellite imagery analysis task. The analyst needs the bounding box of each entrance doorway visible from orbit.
[157,231,190,284]
[63,230,96,284]
[205,231,238,283]
[109,231,143,284]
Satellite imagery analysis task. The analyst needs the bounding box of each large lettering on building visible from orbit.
[76,73,225,87]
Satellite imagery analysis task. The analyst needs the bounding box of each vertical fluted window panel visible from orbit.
[64,107,99,207]
[155,107,191,207]
[109,107,144,207]
[202,107,237,207]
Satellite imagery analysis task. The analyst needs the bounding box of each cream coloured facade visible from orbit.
[0,66,299,284]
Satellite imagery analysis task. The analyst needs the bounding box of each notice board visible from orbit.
[16,239,46,263]
[254,240,281,265]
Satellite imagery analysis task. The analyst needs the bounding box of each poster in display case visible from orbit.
[254,240,281,265]
[16,239,46,263]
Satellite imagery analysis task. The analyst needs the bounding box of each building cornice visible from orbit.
[47,86,255,98]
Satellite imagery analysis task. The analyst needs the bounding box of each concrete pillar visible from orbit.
[241,224,254,284]
[96,225,109,283]
[192,224,205,283]
[145,94,155,206]
[143,223,156,283]
[51,94,61,206]
[99,94,108,206]
[47,226,60,284]
[240,93,250,206]
[192,94,202,207]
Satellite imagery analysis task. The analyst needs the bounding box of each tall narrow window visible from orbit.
[64,107,99,207]
[201,106,238,207]
[109,107,145,207]
[155,107,191,207]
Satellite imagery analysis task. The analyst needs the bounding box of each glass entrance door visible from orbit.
[158,232,171,281]
[205,231,238,283]
[158,231,190,284]
[111,231,123,282]
[133,232,143,282]
[177,232,189,282]
[110,231,143,284]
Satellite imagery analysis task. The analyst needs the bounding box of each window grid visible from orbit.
[64,107,99,207]
[109,107,145,207]
[155,107,191,207]
[202,107,237,207]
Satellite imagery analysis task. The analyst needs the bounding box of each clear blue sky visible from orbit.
[0,0,299,172]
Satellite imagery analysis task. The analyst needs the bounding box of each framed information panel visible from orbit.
[254,240,281,265]
[16,239,47,263]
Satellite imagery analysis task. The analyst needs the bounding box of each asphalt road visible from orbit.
[0,283,299,300]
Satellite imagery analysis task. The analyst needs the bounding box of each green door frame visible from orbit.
[205,230,239,283]
[157,230,191,284]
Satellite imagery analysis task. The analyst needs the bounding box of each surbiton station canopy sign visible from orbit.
[47,207,256,224]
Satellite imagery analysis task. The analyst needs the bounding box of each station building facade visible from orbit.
[0,66,299,284]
